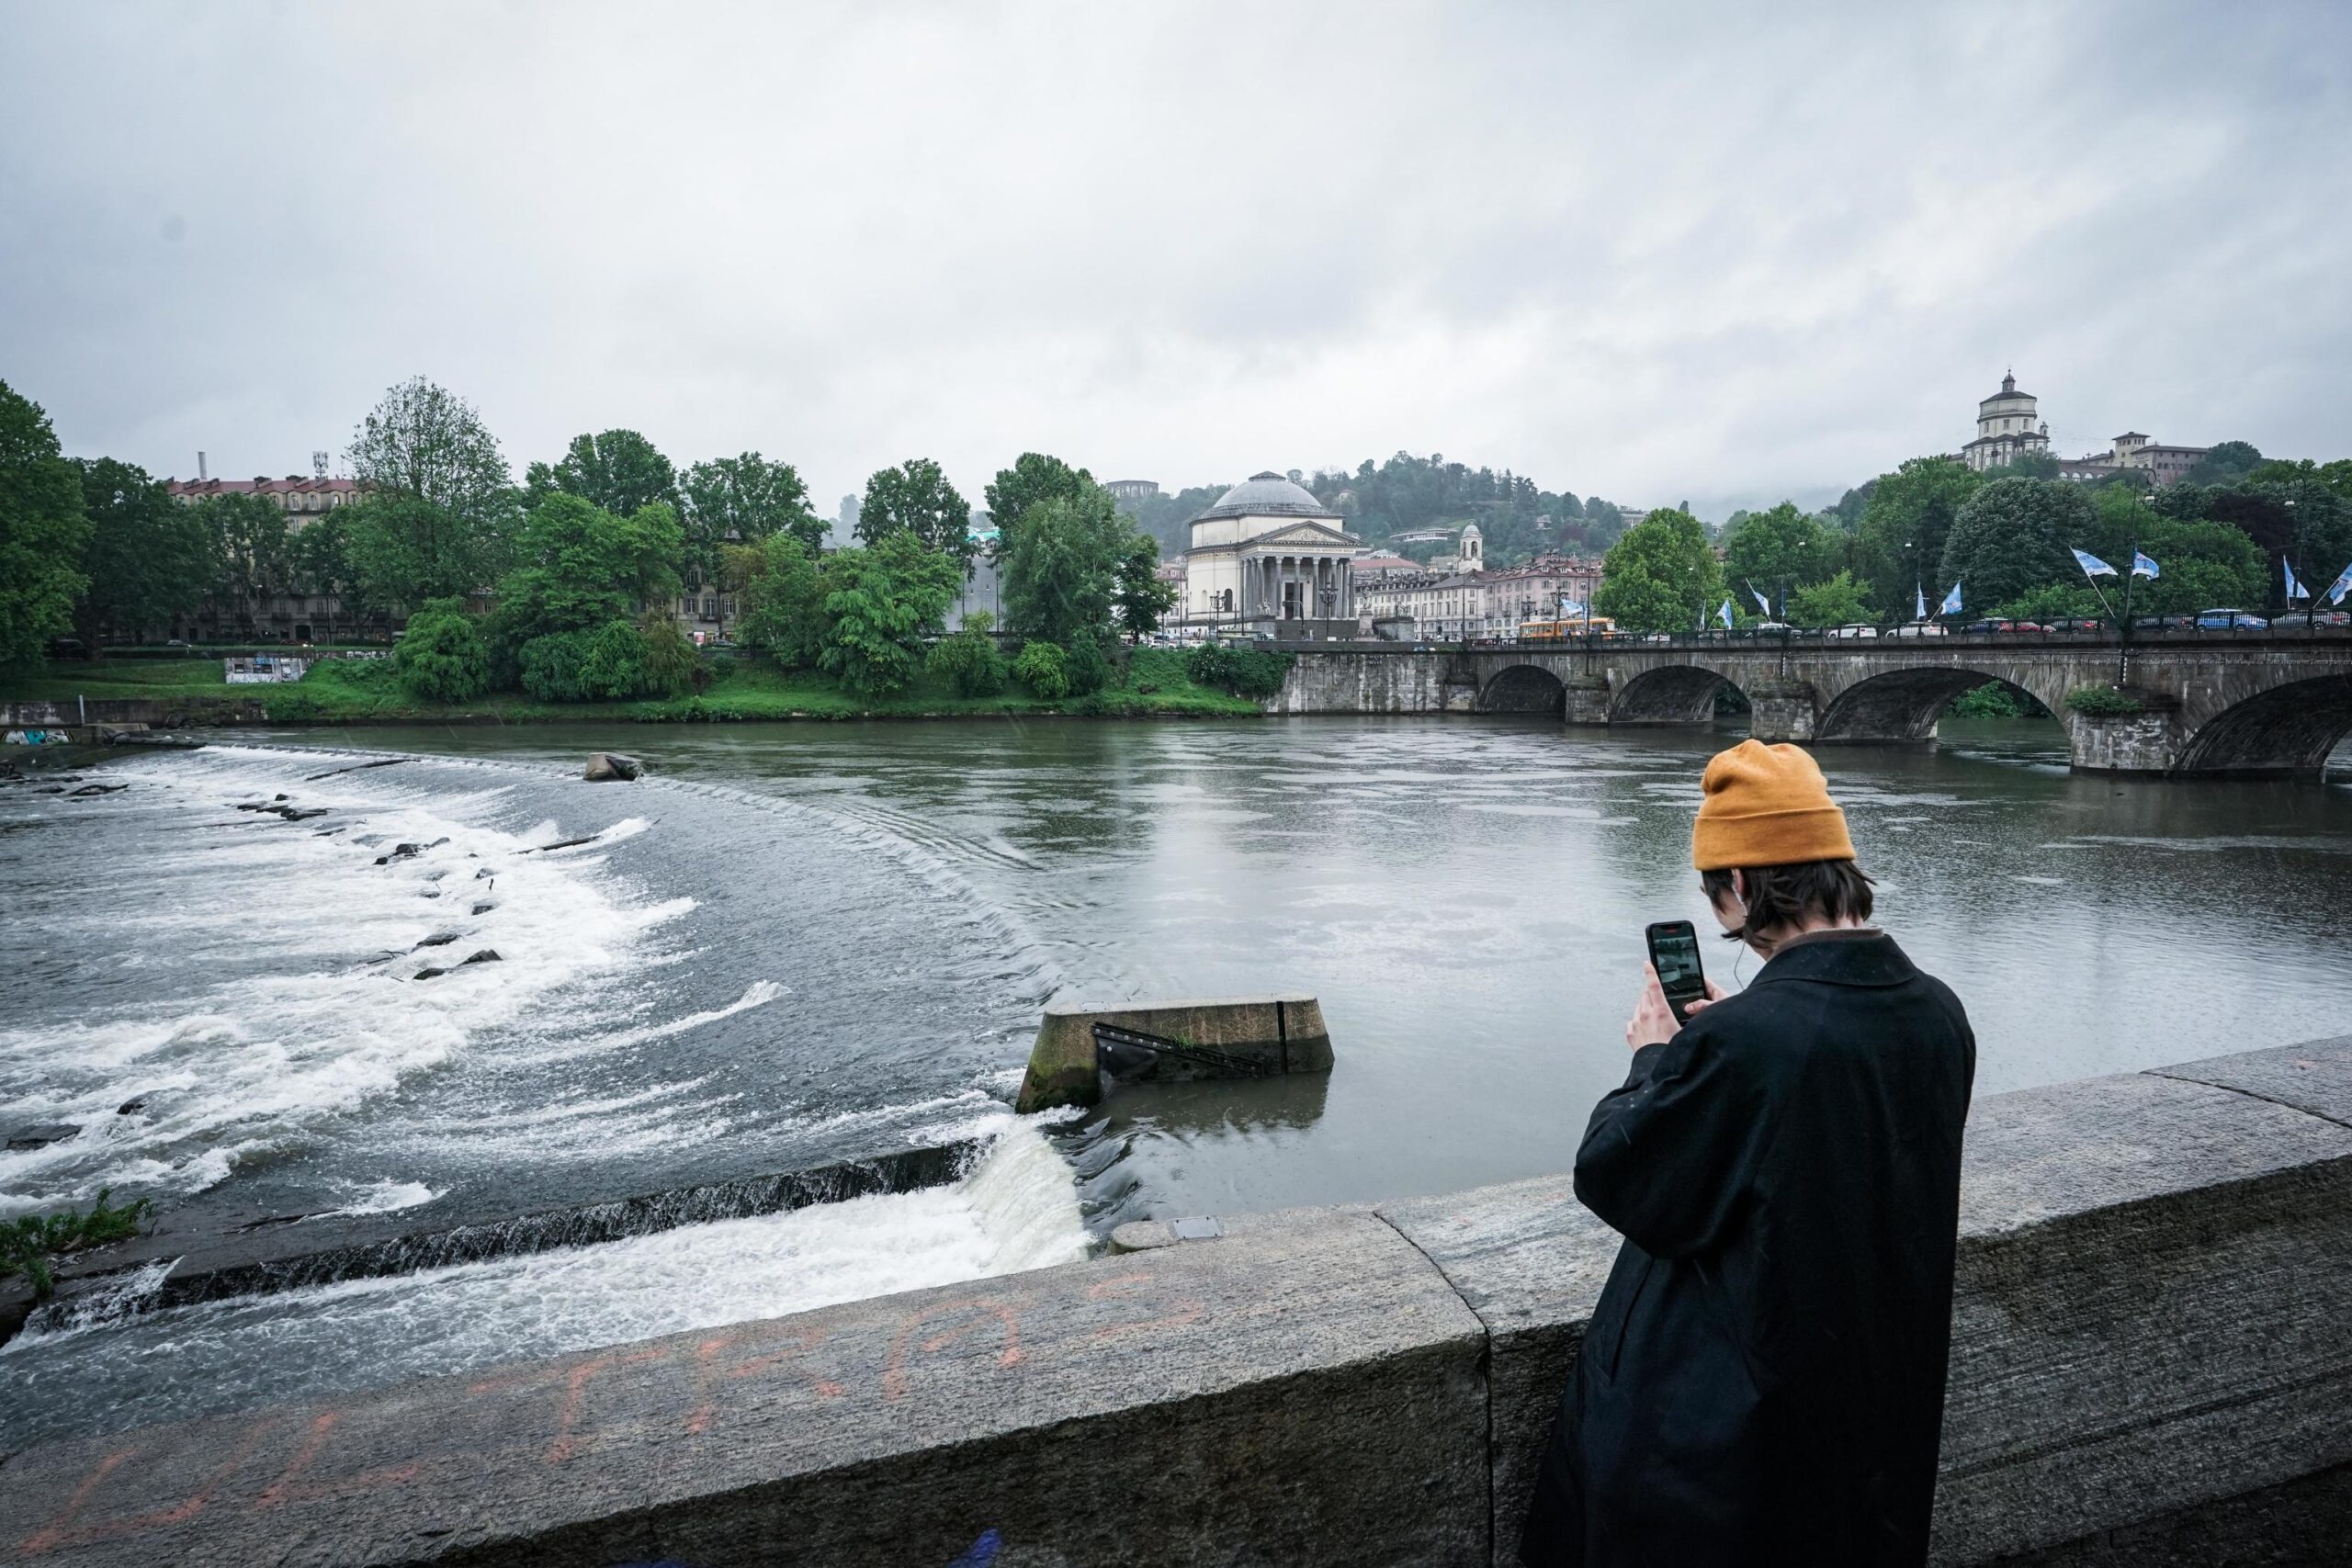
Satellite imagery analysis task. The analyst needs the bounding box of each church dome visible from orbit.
[1190,471,1341,524]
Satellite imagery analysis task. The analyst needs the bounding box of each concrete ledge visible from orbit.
[9,1040,2352,1565]
[1014,995,1332,1113]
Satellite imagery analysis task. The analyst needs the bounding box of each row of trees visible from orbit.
[1591,447,2352,633]
[726,452,1174,697]
[1,373,1181,705]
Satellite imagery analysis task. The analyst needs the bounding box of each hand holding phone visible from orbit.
[1645,920,1709,1027]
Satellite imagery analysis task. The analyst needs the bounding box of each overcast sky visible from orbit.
[4,2,2347,520]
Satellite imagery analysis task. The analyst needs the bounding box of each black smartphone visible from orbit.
[1645,919,1708,1027]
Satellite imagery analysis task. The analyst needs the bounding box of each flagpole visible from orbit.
[2118,531,2136,687]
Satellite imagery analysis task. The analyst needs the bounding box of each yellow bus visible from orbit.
[1517,615,1614,641]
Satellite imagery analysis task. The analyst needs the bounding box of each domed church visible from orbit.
[1181,471,1365,629]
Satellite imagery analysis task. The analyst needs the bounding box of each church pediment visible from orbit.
[1241,520,1362,550]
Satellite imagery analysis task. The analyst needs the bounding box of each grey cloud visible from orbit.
[1,0,2346,516]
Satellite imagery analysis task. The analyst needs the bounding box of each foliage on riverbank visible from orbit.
[0,645,1269,722]
[2,1190,151,1301]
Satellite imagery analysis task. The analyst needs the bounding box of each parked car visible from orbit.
[2267,609,2350,628]
[2130,614,2197,631]
[2196,608,2267,629]
[1887,621,1949,638]
[1826,623,1880,639]
[2044,616,2107,634]
[1957,619,2046,635]
[1747,621,1792,635]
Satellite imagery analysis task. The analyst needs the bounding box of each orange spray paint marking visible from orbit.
[882,1300,1024,1402]
[17,1419,278,1555]
[684,1325,843,1436]
[253,1413,423,1509]
[545,1346,667,1464]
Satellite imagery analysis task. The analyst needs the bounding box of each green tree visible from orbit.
[496,494,685,648]
[392,597,491,702]
[290,509,368,642]
[681,453,821,571]
[1855,457,1982,613]
[343,493,499,610]
[926,610,1009,696]
[577,618,650,699]
[197,493,293,635]
[1721,502,1841,614]
[1591,508,1723,631]
[2183,440,2262,488]
[638,611,700,698]
[2080,484,2264,616]
[1787,570,1873,628]
[732,533,830,668]
[0,378,91,663]
[1114,532,1177,639]
[2005,450,2062,480]
[73,458,210,646]
[985,452,1093,561]
[345,377,517,585]
[1939,477,2095,613]
[1001,486,1126,647]
[819,528,963,697]
[526,430,679,519]
[858,457,975,575]
[1012,639,1070,699]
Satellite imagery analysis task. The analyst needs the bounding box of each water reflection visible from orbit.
[273,717,2352,1222]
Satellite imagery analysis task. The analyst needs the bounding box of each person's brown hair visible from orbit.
[1699,860,1875,950]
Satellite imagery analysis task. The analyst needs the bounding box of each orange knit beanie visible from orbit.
[1690,739,1856,871]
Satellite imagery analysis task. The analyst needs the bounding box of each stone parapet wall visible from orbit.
[6,1038,2352,1566]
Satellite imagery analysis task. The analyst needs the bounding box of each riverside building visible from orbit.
[1181,471,1365,633]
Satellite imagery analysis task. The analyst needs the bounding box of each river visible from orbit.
[5,715,2350,1449]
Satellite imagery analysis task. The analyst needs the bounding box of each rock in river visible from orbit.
[582,751,641,782]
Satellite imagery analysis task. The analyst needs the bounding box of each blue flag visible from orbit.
[1939,581,1963,616]
[2072,548,2118,578]
[2285,557,2309,601]
[1717,598,1735,628]
[2132,551,2160,580]
[2328,560,2352,607]
[1747,581,1772,615]
[1557,597,1585,617]
[1915,584,1927,620]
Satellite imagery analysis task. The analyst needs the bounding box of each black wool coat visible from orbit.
[1521,931,1975,1568]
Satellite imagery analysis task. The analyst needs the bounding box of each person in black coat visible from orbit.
[1521,739,1976,1567]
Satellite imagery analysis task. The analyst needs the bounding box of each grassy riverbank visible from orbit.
[3,648,1269,722]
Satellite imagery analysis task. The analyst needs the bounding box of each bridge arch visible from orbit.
[1476,664,1567,716]
[1609,663,1747,726]
[1815,666,2062,744]
[2176,674,2352,777]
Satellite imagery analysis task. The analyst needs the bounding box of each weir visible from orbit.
[6,1036,2349,1565]
[2,1143,983,1346]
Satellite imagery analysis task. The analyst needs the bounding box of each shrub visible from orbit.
[2064,685,2144,716]
[639,613,700,698]
[2,1189,151,1300]
[927,620,1010,697]
[391,597,491,703]
[578,618,650,700]
[1184,642,1295,698]
[1063,634,1112,696]
[1948,682,2050,718]
[518,630,592,701]
[1013,639,1071,699]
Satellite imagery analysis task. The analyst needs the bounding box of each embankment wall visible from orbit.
[6,1037,2351,1566]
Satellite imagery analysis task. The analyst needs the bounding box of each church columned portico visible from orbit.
[1182,472,1365,630]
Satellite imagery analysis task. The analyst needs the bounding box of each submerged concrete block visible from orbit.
[1015,994,1333,1113]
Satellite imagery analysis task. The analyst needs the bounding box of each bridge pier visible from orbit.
[1745,679,1819,744]
[2064,701,2187,775]
[1562,673,1611,727]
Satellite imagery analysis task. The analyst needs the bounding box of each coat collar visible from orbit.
[1749,929,1918,989]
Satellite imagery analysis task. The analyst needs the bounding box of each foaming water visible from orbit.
[0,1124,1084,1451]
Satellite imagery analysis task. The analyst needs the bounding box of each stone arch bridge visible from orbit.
[1270,634,2352,777]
